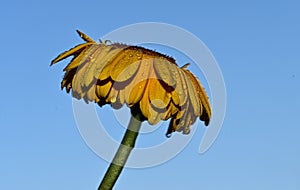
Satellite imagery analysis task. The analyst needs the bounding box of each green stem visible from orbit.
[98,113,143,190]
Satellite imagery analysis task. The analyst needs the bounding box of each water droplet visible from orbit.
[111,96,117,103]
[138,85,142,89]
[184,129,190,134]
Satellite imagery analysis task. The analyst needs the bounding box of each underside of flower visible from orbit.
[51,30,211,136]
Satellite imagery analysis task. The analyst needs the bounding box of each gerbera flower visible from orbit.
[51,30,211,136]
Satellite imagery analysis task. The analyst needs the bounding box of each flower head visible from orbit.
[51,30,211,136]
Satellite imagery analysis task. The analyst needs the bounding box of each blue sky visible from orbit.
[1,0,300,189]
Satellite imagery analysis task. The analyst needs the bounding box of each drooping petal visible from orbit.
[98,47,127,81]
[95,44,127,81]
[147,102,161,125]
[170,64,187,106]
[153,57,176,87]
[51,42,95,66]
[61,68,76,92]
[182,70,200,116]
[84,85,97,103]
[81,44,126,88]
[148,78,171,110]
[124,55,151,106]
[111,48,142,83]
[95,79,113,99]
[139,82,151,120]
[171,68,188,107]
[76,30,95,43]
[81,45,107,87]
[107,86,119,105]
[63,44,96,72]
[61,45,100,99]
[71,63,88,99]
[164,101,178,119]
[183,69,211,125]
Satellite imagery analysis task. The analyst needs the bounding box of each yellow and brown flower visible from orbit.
[51,30,211,136]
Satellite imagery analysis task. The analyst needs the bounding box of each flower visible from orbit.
[51,30,211,136]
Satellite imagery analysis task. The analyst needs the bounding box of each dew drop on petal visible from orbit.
[184,129,190,134]
[136,53,141,59]
[129,70,134,76]
[111,96,117,103]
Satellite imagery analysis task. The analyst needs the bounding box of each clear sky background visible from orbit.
[1,0,300,190]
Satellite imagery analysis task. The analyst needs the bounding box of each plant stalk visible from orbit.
[98,113,142,190]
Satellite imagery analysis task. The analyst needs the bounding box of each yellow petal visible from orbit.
[167,106,188,135]
[126,79,147,106]
[139,82,150,120]
[111,58,141,83]
[110,88,126,109]
[98,46,128,81]
[184,69,211,124]
[94,44,126,79]
[163,101,177,120]
[71,64,88,99]
[63,47,88,72]
[51,42,95,66]
[124,55,152,105]
[61,68,76,91]
[148,79,171,110]
[118,89,125,106]
[63,45,100,96]
[111,48,142,82]
[81,44,124,88]
[107,86,119,104]
[171,68,188,107]
[148,104,161,125]
[80,45,106,87]
[95,79,112,99]
[139,65,168,125]
[153,57,176,87]
[84,85,96,102]
[182,71,200,116]
[76,30,95,43]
